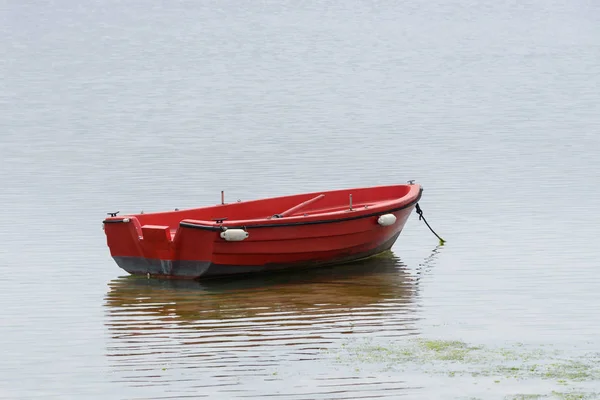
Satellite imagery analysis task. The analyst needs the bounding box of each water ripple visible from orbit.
[104,253,422,398]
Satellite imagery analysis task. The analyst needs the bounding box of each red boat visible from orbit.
[102,182,423,280]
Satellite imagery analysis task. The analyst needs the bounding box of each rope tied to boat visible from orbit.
[415,203,446,245]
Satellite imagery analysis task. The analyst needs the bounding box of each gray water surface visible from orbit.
[1,0,600,399]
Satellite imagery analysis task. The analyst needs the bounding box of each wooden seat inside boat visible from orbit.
[268,193,377,218]
[289,203,374,217]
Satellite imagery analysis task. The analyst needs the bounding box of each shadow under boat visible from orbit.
[104,251,420,324]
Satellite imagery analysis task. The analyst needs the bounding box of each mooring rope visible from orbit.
[415,203,446,245]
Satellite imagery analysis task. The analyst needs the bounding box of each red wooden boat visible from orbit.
[102,182,423,280]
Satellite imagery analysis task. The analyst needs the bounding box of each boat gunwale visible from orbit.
[102,184,422,228]
[179,187,422,231]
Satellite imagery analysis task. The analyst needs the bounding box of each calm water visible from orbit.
[1,0,600,399]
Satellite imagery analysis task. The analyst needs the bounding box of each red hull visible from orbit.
[103,183,423,279]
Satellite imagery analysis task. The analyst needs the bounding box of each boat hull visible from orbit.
[103,183,422,280]
[111,231,403,280]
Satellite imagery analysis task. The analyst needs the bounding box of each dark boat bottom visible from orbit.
[112,232,402,280]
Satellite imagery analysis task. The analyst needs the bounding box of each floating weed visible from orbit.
[335,337,600,391]
[421,339,466,352]
[502,394,597,400]
[417,339,483,362]
[545,391,600,400]
[542,361,595,381]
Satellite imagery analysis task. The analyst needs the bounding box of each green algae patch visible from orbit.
[548,391,600,400]
[340,338,488,368]
[418,339,483,361]
[506,391,600,400]
[334,337,600,398]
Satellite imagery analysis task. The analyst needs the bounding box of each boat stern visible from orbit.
[102,215,214,279]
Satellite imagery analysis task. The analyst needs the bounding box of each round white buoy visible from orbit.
[220,229,249,241]
[377,214,396,226]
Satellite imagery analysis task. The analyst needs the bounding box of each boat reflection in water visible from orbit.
[105,251,418,324]
[104,251,432,398]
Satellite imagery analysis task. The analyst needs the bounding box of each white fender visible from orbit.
[377,214,396,226]
[220,228,249,241]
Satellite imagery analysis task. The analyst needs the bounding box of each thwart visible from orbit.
[102,182,425,280]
